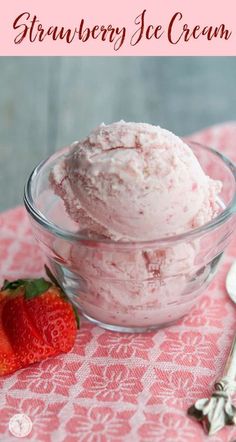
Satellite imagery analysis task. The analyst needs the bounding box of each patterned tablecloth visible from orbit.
[0,122,236,442]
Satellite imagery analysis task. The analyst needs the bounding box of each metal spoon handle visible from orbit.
[215,333,236,391]
[222,334,236,379]
[188,332,236,435]
[188,262,236,435]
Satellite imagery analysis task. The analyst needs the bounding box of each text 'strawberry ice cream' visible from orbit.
[50,121,222,330]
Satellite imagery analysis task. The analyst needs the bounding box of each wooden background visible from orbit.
[0,57,236,211]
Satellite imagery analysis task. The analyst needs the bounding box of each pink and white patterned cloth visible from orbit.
[0,122,236,442]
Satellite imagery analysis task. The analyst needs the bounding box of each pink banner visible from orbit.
[0,0,236,55]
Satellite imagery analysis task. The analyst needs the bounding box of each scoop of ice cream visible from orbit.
[50,121,221,240]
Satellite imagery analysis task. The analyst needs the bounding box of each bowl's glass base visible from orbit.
[81,310,184,333]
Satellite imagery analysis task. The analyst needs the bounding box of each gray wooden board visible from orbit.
[0,56,236,211]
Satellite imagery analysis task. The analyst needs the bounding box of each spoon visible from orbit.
[188,261,236,435]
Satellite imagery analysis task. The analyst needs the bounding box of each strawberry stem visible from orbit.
[44,265,60,287]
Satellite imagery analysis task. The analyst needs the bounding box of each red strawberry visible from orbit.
[0,294,20,375]
[25,286,77,352]
[0,273,78,376]
[2,293,54,365]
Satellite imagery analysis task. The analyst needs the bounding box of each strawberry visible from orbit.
[25,286,77,352]
[0,295,20,375]
[0,271,78,376]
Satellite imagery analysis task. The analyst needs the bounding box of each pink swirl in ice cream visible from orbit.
[50,121,221,241]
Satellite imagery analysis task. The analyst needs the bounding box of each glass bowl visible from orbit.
[24,142,236,333]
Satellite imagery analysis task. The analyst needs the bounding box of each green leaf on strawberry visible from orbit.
[2,278,52,299]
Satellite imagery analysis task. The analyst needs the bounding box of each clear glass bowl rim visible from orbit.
[24,141,236,247]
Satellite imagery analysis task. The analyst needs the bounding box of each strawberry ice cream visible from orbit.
[51,121,221,241]
[49,121,222,330]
